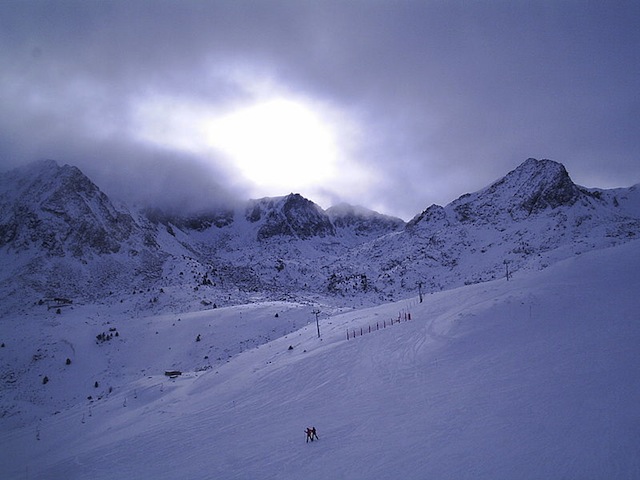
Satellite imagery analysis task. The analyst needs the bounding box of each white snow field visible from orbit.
[1,240,640,479]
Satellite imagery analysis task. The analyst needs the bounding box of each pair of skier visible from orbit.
[305,427,319,443]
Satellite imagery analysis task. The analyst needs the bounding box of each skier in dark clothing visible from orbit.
[305,427,319,442]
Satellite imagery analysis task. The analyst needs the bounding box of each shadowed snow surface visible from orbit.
[1,241,639,479]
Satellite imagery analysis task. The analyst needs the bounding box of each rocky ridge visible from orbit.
[0,158,638,315]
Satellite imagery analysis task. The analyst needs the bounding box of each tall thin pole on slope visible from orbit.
[312,309,321,338]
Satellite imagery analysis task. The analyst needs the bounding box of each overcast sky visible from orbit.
[1,0,639,220]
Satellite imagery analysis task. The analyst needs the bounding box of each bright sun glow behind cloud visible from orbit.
[203,98,338,193]
[132,94,360,204]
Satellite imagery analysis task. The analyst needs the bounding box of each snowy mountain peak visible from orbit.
[0,159,138,256]
[406,204,448,230]
[492,158,581,212]
[245,193,335,240]
[431,158,583,225]
[407,158,582,228]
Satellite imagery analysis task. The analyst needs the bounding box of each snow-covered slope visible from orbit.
[1,240,638,479]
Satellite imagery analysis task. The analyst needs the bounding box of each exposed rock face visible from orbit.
[0,160,137,257]
[327,203,404,237]
[478,158,582,217]
[515,159,581,212]
[406,204,447,231]
[145,208,235,232]
[246,193,336,240]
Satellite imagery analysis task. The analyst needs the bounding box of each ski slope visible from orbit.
[1,240,640,479]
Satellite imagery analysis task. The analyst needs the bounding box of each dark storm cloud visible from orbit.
[284,1,640,217]
[0,0,265,210]
[1,0,639,219]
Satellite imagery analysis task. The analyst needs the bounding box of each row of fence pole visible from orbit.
[346,311,412,340]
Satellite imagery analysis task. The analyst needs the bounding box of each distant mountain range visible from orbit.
[1,158,638,315]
